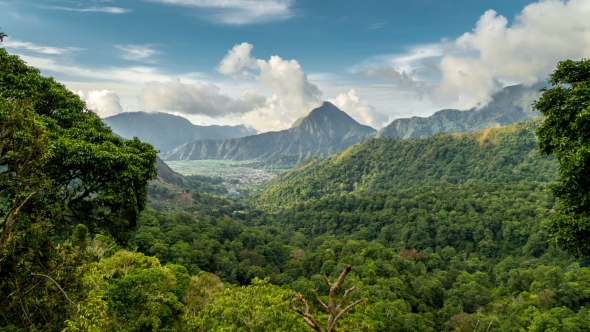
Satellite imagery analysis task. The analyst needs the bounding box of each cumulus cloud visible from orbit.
[218,42,323,131]
[115,44,160,62]
[328,89,389,129]
[138,43,385,132]
[217,43,258,77]
[434,0,590,109]
[145,0,294,24]
[77,90,125,118]
[2,38,84,55]
[139,77,267,117]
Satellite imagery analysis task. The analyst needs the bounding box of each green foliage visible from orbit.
[189,278,307,331]
[276,181,555,258]
[65,251,188,331]
[0,47,157,330]
[534,58,590,256]
[258,121,556,209]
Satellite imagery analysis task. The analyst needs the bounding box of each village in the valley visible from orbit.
[218,169,277,194]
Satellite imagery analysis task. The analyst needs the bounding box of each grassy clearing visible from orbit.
[165,160,258,176]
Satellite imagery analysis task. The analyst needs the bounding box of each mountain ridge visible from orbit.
[162,102,376,161]
[103,112,257,152]
[256,120,557,208]
[375,83,545,139]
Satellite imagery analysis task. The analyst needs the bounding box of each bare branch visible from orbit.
[290,293,324,332]
[31,273,77,309]
[316,296,329,312]
[332,265,352,292]
[485,316,497,332]
[335,286,356,312]
[322,274,333,288]
[329,299,363,331]
[290,265,360,332]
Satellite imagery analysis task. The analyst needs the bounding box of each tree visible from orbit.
[0,46,158,329]
[534,58,590,256]
[290,265,362,332]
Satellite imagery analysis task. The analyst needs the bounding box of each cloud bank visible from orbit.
[356,0,590,110]
[133,42,384,132]
[139,77,267,117]
[434,0,590,109]
[141,43,335,132]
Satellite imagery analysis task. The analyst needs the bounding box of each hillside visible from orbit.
[162,102,376,161]
[257,120,556,208]
[103,112,257,152]
[375,83,544,139]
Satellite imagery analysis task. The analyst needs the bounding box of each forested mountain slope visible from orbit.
[375,83,544,139]
[104,111,257,152]
[257,121,556,208]
[162,102,376,161]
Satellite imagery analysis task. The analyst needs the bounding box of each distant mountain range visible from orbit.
[161,102,376,161]
[103,112,257,152]
[108,84,545,168]
[375,83,544,139]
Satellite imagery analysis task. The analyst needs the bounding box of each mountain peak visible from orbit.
[291,101,368,129]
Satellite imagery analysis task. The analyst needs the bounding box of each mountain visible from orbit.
[103,112,257,152]
[162,102,376,161]
[375,83,544,139]
[256,120,556,208]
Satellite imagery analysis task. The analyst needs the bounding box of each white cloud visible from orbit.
[328,89,389,129]
[352,44,443,75]
[140,41,323,132]
[115,44,160,62]
[2,38,84,55]
[434,0,590,109]
[145,0,294,24]
[77,90,125,118]
[217,42,323,131]
[217,42,258,77]
[41,6,132,14]
[352,44,443,99]
[139,77,267,117]
[354,0,590,111]
[16,54,202,84]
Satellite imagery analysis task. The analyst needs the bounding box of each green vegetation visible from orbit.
[166,159,259,176]
[0,46,157,330]
[257,121,556,209]
[535,58,590,256]
[3,39,590,331]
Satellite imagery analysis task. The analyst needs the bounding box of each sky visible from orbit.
[1,0,589,132]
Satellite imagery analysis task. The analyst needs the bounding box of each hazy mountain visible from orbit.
[103,112,257,152]
[375,83,545,139]
[162,102,376,161]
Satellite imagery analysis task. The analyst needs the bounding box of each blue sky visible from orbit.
[1,0,589,132]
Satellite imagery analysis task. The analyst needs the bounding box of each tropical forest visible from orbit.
[2,28,590,332]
